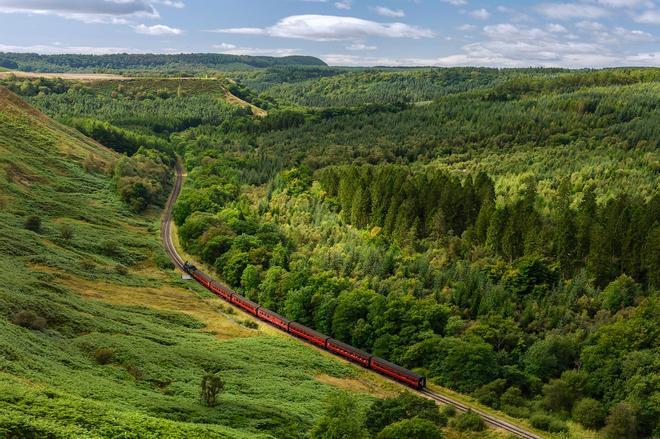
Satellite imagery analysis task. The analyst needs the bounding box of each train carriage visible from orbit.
[230,294,259,315]
[288,322,329,347]
[256,308,290,331]
[370,356,425,389]
[326,338,372,367]
[209,281,232,301]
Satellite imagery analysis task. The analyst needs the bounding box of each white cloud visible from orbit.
[0,43,144,55]
[211,15,435,41]
[546,23,568,33]
[576,20,606,31]
[635,8,660,24]
[212,44,301,56]
[458,24,477,31]
[469,8,491,20]
[596,0,649,7]
[346,43,377,50]
[373,6,405,17]
[335,1,351,10]
[441,0,467,6]
[0,0,160,23]
[133,24,182,35]
[537,3,610,20]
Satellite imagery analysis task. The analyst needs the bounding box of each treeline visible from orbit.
[0,53,326,73]
[321,165,660,288]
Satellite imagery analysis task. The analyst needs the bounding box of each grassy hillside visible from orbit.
[0,87,397,438]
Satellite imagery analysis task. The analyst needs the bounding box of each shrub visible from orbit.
[376,418,444,439]
[572,398,606,429]
[154,252,174,270]
[241,319,259,329]
[366,392,446,435]
[530,413,568,433]
[12,310,47,330]
[451,411,485,432]
[441,405,457,418]
[602,402,639,439]
[24,215,41,232]
[80,260,95,271]
[200,373,225,407]
[100,239,120,257]
[94,348,115,365]
[59,224,74,241]
[114,264,128,275]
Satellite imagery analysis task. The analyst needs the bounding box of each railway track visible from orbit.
[160,161,542,439]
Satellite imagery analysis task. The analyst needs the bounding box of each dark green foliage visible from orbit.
[529,413,568,433]
[200,373,225,407]
[572,398,606,429]
[450,411,485,432]
[602,402,640,439]
[602,274,640,311]
[310,393,368,439]
[93,348,114,365]
[12,310,47,331]
[376,418,444,439]
[365,393,445,435]
[23,215,41,232]
[0,52,326,73]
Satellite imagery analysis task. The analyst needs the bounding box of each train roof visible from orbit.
[258,308,290,323]
[371,356,423,380]
[232,293,259,309]
[289,321,329,340]
[327,338,372,358]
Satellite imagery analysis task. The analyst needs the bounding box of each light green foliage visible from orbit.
[310,393,368,439]
[376,418,444,439]
[0,89,376,438]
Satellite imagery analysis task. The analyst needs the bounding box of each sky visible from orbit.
[0,0,658,67]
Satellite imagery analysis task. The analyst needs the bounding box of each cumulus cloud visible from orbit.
[441,0,467,6]
[0,0,160,22]
[212,44,301,56]
[635,8,660,24]
[373,6,405,17]
[210,15,435,41]
[537,3,610,20]
[0,43,144,54]
[133,24,182,35]
[335,1,351,10]
[469,8,491,20]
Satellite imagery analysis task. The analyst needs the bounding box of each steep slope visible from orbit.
[0,87,392,438]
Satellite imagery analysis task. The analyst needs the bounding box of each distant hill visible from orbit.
[0,52,327,74]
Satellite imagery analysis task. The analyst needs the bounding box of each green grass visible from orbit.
[0,87,383,438]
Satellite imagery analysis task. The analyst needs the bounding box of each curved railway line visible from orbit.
[161,160,542,439]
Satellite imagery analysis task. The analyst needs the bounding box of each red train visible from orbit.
[183,262,426,389]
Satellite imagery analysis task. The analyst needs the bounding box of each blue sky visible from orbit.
[0,0,658,67]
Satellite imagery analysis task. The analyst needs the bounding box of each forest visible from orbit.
[5,67,659,438]
[0,52,326,74]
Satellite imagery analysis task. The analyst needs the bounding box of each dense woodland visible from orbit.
[0,52,326,74]
[7,67,659,438]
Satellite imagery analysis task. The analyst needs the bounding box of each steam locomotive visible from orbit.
[183,262,426,389]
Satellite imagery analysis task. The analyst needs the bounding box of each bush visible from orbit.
[100,239,120,257]
[376,418,444,439]
[94,348,115,365]
[12,310,47,330]
[441,405,457,418]
[530,413,568,432]
[24,215,41,232]
[200,373,225,407]
[114,264,128,275]
[241,319,259,329]
[451,411,485,432]
[59,224,74,240]
[80,260,95,271]
[602,402,639,439]
[572,398,606,429]
[154,252,175,270]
